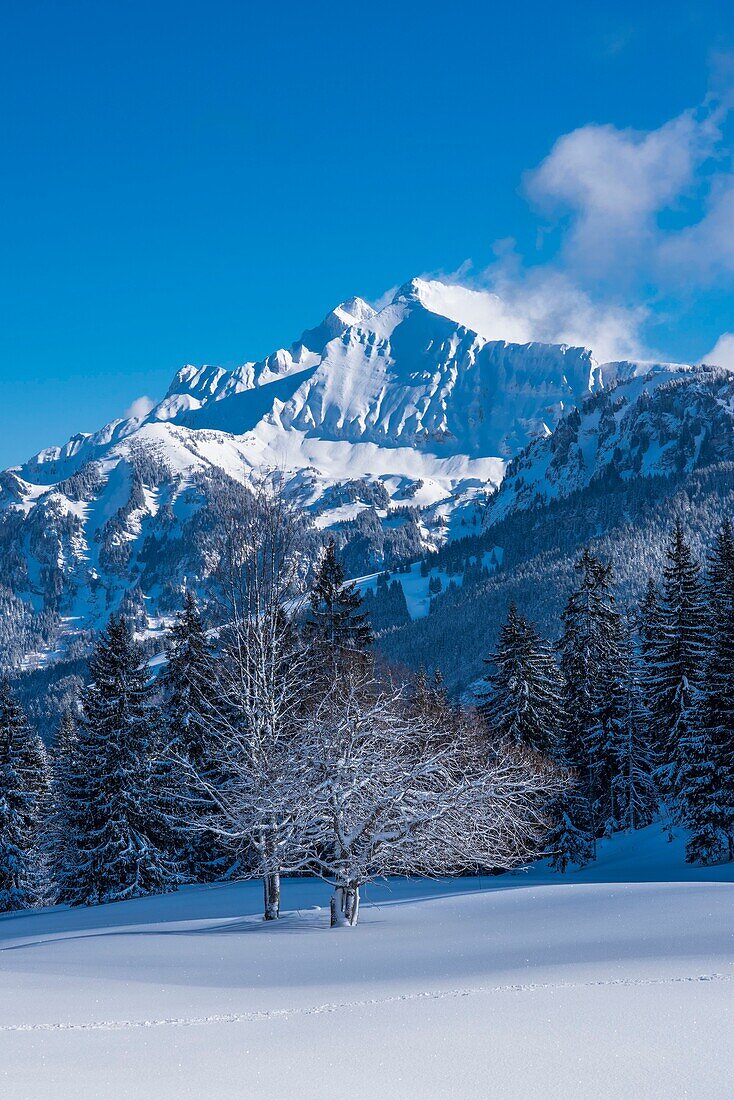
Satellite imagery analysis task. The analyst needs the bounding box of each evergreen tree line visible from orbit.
[479,520,734,868]
[0,527,557,923]
[5,508,726,919]
[380,462,734,695]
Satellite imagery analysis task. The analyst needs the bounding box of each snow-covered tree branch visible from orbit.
[295,670,560,926]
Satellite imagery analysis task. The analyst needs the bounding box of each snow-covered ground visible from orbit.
[355,549,500,619]
[1,825,732,1099]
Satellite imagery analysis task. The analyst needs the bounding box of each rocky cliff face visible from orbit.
[0,277,701,667]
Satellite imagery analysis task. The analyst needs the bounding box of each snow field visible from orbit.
[355,549,499,620]
[0,825,732,1098]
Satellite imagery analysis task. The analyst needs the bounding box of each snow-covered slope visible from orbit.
[20,280,606,475]
[488,365,734,521]
[0,278,701,663]
[0,825,732,1099]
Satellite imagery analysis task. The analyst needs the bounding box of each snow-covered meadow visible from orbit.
[1,824,731,1099]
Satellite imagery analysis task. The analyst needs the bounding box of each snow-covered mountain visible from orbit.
[22,278,616,477]
[488,365,734,521]
[0,277,704,665]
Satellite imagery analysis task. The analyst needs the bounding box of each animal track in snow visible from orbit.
[1,971,731,1034]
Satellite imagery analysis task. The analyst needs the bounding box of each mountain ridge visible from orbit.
[0,276,717,670]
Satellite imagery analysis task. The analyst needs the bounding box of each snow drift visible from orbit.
[0,824,731,1098]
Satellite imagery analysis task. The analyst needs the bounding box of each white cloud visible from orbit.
[368,285,400,312]
[427,87,734,365]
[525,105,725,281]
[124,395,155,420]
[415,277,533,345]
[657,176,734,284]
[441,264,650,363]
[702,332,734,369]
[495,271,649,363]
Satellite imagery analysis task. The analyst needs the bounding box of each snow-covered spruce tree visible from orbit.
[408,666,454,738]
[297,669,559,927]
[637,577,664,752]
[557,549,623,850]
[704,520,734,860]
[592,615,652,837]
[678,719,724,865]
[683,520,734,864]
[61,615,176,906]
[706,517,734,606]
[0,679,49,911]
[479,604,564,756]
[159,591,231,881]
[180,481,314,920]
[304,537,373,683]
[610,635,658,833]
[545,784,595,872]
[46,706,79,898]
[648,523,707,810]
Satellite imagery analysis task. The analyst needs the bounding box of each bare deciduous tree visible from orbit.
[170,482,562,928]
[185,480,313,920]
[296,670,560,926]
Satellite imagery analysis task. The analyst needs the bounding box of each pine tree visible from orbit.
[363,575,410,633]
[159,591,230,881]
[0,680,48,911]
[408,666,454,744]
[593,615,642,837]
[611,642,658,832]
[706,520,734,860]
[479,605,564,756]
[46,707,79,898]
[637,577,664,750]
[684,521,734,864]
[705,518,734,625]
[679,719,723,865]
[558,549,623,845]
[546,785,595,872]
[61,615,176,905]
[649,523,707,810]
[304,538,373,675]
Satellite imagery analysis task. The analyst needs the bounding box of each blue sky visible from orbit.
[1,0,733,467]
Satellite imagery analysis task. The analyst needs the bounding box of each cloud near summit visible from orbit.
[433,87,734,366]
[124,395,155,420]
[525,103,728,284]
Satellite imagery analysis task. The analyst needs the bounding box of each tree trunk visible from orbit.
[263,871,280,921]
[330,885,346,927]
[330,883,359,927]
[344,882,360,926]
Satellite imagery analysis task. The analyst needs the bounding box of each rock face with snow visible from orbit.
[0,277,704,665]
[488,365,734,521]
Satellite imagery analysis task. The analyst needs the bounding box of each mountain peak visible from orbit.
[3,272,707,672]
[333,296,376,324]
[296,296,373,355]
[392,277,429,304]
[389,277,534,346]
